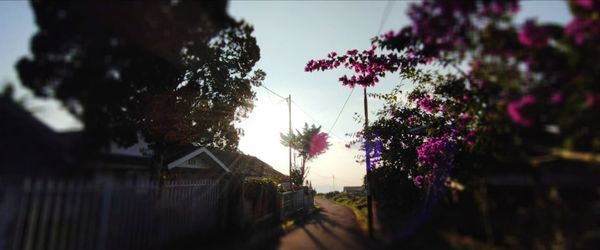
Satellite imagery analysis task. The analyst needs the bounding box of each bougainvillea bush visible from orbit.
[307,0,600,188]
[307,0,600,247]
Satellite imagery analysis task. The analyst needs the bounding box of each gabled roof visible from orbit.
[0,99,75,175]
[210,149,286,179]
[165,146,230,173]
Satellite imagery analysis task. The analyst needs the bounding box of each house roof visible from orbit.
[164,145,200,164]
[163,145,285,178]
[0,99,75,175]
[0,114,284,177]
[165,146,230,173]
[210,149,286,179]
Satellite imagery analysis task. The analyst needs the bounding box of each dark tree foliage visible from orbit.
[17,0,264,152]
[0,84,16,101]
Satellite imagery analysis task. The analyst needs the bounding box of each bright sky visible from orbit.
[0,1,571,193]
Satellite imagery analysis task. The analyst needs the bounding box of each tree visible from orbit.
[0,84,16,102]
[281,123,330,186]
[306,0,600,187]
[1,82,33,110]
[16,0,264,154]
[306,0,600,247]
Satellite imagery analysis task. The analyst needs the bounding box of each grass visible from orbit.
[348,205,369,234]
[281,219,295,232]
[318,191,370,235]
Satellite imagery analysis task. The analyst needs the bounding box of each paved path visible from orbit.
[277,198,381,250]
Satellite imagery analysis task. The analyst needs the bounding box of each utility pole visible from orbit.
[288,95,292,186]
[364,87,374,238]
[332,175,335,191]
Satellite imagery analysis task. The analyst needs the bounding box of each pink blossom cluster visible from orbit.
[565,17,599,45]
[416,136,455,170]
[309,132,330,157]
[414,135,455,186]
[305,1,523,89]
[550,92,563,104]
[586,92,597,108]
[455,113,471,130]
[404,0,518,59]
[305,48,401,87]
[507,95,537,127]
[306,0,525,90]
[480,1,520,16]
[518,20,553,48]
[305,0,600,189]
[574,0,596,11]
[417,96,437,113]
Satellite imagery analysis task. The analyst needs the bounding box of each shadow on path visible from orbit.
[276,198,383,250]
[232,198,383,250]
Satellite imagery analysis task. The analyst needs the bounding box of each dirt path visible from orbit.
[277,198,381,250]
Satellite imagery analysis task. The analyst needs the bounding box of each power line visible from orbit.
[259,84,348,142]
[259,88,285,108]
[291,100,319,125]
[259,85,275,105]
[376,1,395,35]
[260,84,287,100]
[292,99,347,142]
[328,88,355,134]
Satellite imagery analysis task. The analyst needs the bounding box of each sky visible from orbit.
[0,1,571,193]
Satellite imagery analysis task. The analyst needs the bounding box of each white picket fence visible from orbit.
[0,177,221,250]
[279,190,314,220]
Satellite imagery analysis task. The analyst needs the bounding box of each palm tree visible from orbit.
[281,123,330,186]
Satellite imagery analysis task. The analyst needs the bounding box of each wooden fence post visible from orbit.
[96,178,113,250]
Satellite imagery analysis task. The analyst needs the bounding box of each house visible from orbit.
[211,149,286,180]
[85,141,287,183]
[0,98,284,181]
[343,186,365,194]
[0,99,77,177]
[162,145,286,180]
[159,145,232,180]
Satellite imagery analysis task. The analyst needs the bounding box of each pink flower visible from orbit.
[508,3,520,13]
[574,0,594,10]
[507,95,537,127]
[459,113,472,122]
[490,2,504,15]
[309,132,330,157]
[480,1,519,16]
[414,175,424,187]
[518,20,551,48]
[550,92,563,104]
[586,92,596,107]
[465,130,477,146]
[383,30,396,41]
[417,135,455,170]
[565,17,597,45]
[417,96,437,112]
